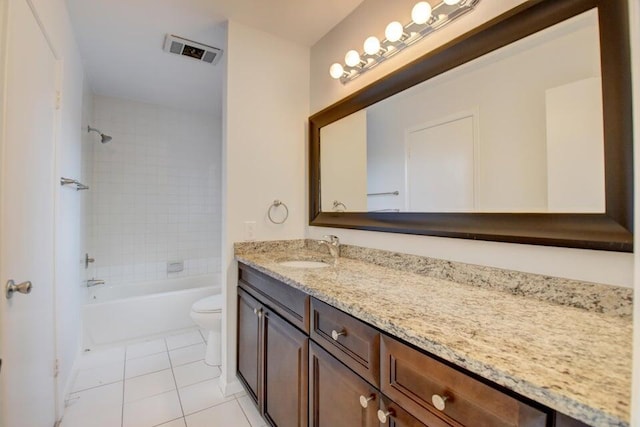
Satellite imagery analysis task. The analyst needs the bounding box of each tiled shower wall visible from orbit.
[88,95,221,286]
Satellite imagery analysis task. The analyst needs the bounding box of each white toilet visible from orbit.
[190,294,223,366]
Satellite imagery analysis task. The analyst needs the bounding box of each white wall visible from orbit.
[24,0,90,416]
[89,95,222,286]
[630,0,640,421]
[308,0,633,288]
[222,20,309,392]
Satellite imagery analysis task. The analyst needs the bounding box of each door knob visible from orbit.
[6,280,32,299]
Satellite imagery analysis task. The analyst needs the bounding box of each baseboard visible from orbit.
[56,343,83,422]
[218,376,245,397]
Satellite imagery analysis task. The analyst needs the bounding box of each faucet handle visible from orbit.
[323,235,340,244]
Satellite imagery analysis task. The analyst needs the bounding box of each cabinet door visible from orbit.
[237,287,263,404]
[263,308,309,427]
[309,342,378,427]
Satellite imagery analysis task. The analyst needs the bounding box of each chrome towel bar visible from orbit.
[367,191,399,196]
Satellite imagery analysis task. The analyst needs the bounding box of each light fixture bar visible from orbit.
[330,0,481,84]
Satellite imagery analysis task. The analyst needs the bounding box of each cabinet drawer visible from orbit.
[381,335,548,427]
[379,395,451,427]
[311,298,380,386]
[239,263,310,333]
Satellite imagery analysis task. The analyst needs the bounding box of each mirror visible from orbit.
[309,0,633,251]
[321,11,604,214]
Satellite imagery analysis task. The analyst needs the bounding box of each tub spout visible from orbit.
[87,278,105,287]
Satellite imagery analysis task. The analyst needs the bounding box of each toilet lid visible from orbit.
[192,294,223,313]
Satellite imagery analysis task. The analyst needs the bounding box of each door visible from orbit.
[405,116,475,212]
[309,342,378,427]
[0,0,58,425]
[237,288,263,404]
[263,307,308,427]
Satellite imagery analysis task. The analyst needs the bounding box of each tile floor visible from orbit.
[61,329,267,427]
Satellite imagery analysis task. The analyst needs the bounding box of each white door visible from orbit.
[405,116,475,212]
[0,0,58,426]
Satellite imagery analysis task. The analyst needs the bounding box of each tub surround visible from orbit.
[234,240,632,427]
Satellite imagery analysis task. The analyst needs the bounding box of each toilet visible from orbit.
[190,294,223,366]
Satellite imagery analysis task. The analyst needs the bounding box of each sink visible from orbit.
[278,260,331,269]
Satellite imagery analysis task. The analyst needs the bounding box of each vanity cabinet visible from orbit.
[309,342,379,427]
[237,265,310,427]
[237,287,262,403]
[237,263,591,427]
[380,336,547,427]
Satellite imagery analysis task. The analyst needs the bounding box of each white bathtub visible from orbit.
[83,275,219,348]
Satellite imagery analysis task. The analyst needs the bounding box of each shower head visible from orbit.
[87,126,112,144]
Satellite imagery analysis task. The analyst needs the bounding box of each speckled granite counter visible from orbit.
[235,243,632,427]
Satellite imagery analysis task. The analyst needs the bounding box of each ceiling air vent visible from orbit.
[163,34,223,65]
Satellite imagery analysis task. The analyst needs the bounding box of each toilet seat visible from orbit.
[191,294,223,313]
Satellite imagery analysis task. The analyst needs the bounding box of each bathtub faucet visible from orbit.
[86,278,105,287]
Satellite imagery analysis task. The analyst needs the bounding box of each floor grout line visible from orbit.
[165,337,187,422]
[121,347,127,427]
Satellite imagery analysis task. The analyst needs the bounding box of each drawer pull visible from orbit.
[359,394,375,408]
[331,329,346,341]
[431,394,449,411]
[377,409,394,423]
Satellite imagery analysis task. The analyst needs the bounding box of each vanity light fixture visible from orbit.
[329,0,480,84]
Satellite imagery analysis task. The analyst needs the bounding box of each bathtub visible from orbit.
[83,275,219,348]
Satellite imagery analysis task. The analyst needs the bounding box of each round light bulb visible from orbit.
[385,21,404,42]
[443,0,461,5]
[363,36,381,55]
[345,50,361,67]
[329,63,344,79]
[411,2,433,24]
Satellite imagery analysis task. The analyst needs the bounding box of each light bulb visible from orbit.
[329,63,344,79]
[345,50,361,67]
[411,2,432,25]
[363,36,381,55]
[385,21,404,42]
[443,0,461,5]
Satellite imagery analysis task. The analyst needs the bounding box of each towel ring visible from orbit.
[268,200,289,224]
[333,200,347,212]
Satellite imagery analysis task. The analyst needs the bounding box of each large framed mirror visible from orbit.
[309,0,633,252]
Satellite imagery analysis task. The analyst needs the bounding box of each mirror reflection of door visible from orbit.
[405,114,476,212]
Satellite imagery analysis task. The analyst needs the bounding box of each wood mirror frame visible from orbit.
[309,0,633,252]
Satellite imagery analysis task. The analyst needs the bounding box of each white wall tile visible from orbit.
[90,96,222,286]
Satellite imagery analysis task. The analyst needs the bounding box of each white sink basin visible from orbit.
[278,260,331,269]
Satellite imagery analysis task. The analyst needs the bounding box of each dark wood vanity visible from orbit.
[236,262,590,427]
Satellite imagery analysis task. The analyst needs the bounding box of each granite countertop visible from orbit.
[235,246,632,427]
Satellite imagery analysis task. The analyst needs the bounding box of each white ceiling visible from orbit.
[66,0,364,115]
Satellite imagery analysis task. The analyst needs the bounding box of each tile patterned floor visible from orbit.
[61,329,267,427]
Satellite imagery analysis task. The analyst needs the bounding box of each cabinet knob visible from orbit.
[359,394,375,408]
[253,308,262,318]
[431,394,449,411]
[377,409,394,423]
[331,329,346,341]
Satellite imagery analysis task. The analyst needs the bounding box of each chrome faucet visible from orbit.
[318,235,340,262]
[86,278,105,288]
